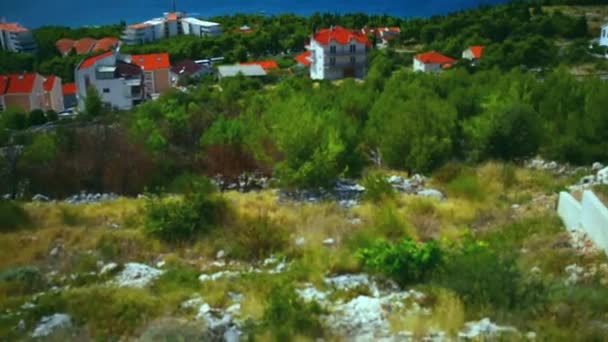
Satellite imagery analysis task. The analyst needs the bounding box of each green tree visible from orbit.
[27,109,47,127]
[84,86,103,118]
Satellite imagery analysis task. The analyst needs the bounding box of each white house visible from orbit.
[0,22,37,53]
[75,50,145,111]
[601,23,608,47]
[462,46,485,61]
[307,26,370,80]
[122,12,221,45]
[413,51,456,73]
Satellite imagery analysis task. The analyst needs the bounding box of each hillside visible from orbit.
[2,162,608,340]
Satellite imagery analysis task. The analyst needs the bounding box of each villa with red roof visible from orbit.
[56,37,120,56]
[307,26,371,80]
[0,22,37,53]
[42,75,65,112]
[240,61,279,71]
[361,27,401,45]
[0,73,45,112]
[129,53,172,95]
[75,51,146,111]
[462,46,485,61]
[413,51,456,73]
[294,51,312,67]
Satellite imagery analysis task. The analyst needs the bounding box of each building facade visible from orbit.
[129,53,172,95]
[0,22,37,53]
[308,26,370,81]
[462,46,485,61]
[122,12,221,45]
[413,52,455,73]
[601,23,608,47]
[75,51,145,111]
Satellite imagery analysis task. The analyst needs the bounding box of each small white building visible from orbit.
[462,46,485,61]
[122,12,221,45]
[75,51,145,111]
[0,22,37,53]
[601,23,608,47]
[413,51,456,73]
[308,26,370,81]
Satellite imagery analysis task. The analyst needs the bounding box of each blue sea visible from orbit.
[1,0,508,28]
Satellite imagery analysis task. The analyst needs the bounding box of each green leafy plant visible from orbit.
[357,238,443,286]
[0,201,30,232]
[362,173,395,202]
[227,215,289,260]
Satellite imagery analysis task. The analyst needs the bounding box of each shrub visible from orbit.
[362,173,395,202]
[357,238,443,286]
[371,202,411,241]
[144,180,227,243]
[445,174,484,201]
[27,109,47,127]
[263,283,324,340]
[227,215,289,260]
[0,200,29,232]
[152,264,200,294]
[0,267,45,295]
[432,162,472,184]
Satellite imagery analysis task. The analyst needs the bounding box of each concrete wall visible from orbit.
[558,190,608,253]
[601,26,608,47]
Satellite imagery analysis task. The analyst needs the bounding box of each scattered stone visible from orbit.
[323,238,336,246]
[324,274,381,297]
[21,302,35,310]
[526,331,537,340]
[31,313,72,338]
[417,189,446,201]
[565,264,584,285]
[16,319,25,332]
[458,318,517,339]
[156,260,166,268]
[49,245,62,258]
[112,263,163,288]
[598,167,608,185]
[296,285,329,303]
[99,262,119,276]
[349,218,362,225]
[181,296,205,310]
[294,237,306,246]
[64,192,118,205]
[592,162,605,171]
[216,250,226,260]
[32,194,50,202]
[198,271,239,283]
[530,266,541,275]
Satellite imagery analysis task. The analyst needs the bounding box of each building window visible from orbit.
[330,57,336,66]
[330,45,336,54]
[103,88,110,94]
[350,44,356,53]
[350,56,356,64]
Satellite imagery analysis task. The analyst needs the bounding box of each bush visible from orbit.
[445,174,484,201]
[144,180,227,243]
[227,215,289,260]
[263,283,324,340]
[434,239,545,311]
[152,264,200,294]
[371,202,411,241]
[432,162,472,184]
[0,200,30,232]
[357,238,443,286]
[362,173,395,202]
[0,266,45,295]
[28,109,47,127]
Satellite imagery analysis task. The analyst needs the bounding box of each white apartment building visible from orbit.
[307,26,370,80]
[0,22,37,53]
[75,51,145,111]
[122,12,221,45]
[601,23,608,47]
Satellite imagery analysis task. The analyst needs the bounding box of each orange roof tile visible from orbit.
[0,23,28,33]
[165,12,178,21]
[56,38,75,55]
[62,83,76,95]
[92,37,119,52]
[314,26,371,48]
[74,38,97,55]
[240,60,279,70]
[415,51,455,65]
[131,53,171,71]
[294,51,311,66]
[79,51,113,70]
[129,23,152,30]
[5,73,38,94]
[43,76,58,92]
[468,46,485,59]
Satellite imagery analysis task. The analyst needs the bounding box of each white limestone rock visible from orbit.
[112,263,163,288]
[31,313,72,338]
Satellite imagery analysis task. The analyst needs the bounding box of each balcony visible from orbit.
[324,60,366,69]
[327,50,364,56]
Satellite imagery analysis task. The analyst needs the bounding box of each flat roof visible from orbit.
[182,17,220,27]
[218,65,267,77]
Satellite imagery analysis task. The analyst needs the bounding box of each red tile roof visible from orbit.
[129,23,152,30]
[43,76,58,92]
[240,60,279,70]
[131,53,171,71]
[56,38,75,55]
[62,83,76,95]
[313,26,371,48]
[74,38,97,55]
[0,23,28,33]
[79,51,113,70]
[165,13,178,21]
[5,73,38,94]
[93,37,119,53]
[294,51,311,66]
[415,51,455,65]
[468,46,485,59]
